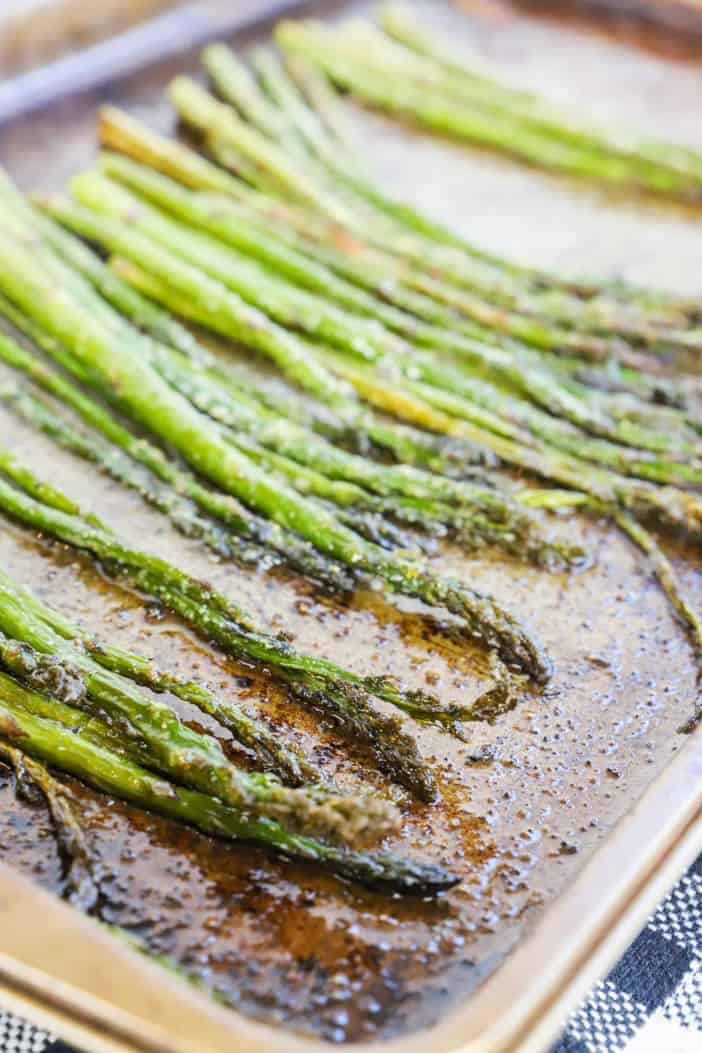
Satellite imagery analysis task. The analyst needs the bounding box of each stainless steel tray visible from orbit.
[1,2,701,1050]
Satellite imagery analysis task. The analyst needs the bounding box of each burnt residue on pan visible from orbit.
[1,0,702,1042]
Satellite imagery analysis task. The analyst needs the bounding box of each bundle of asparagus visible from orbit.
[20,92,700,671]
[0,545,464,891]
[278,2,702,204]
[0,4,701,904]
[0,188,556,686]
[0,664,457,895]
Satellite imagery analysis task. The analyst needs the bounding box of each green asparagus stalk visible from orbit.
[0,682,458,894]
[249,46,350,169]
[0,442,85,519]
[169,74,514,288]
[349,15,680,184]
[9,378,388,549]
[35,186,491,475]
[285,53,361,155]
[2,434,494,796]
[398,373,702,488]
[17,202,357,416]
[125,285,695,502]
[15,543,317,786]
[203,44,291,144]
[0,450,260,637]
[613,511,702,658]
[98,101,282,210]
[169,75,353,225]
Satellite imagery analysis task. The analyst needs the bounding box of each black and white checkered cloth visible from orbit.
[2,851,701,1053]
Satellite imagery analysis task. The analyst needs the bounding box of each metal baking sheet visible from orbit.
[0,1,701,1050]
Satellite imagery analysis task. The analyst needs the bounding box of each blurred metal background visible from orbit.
[0,1,189,75]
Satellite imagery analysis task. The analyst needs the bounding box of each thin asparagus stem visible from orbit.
[613,511,702,657]
[605,509,702,731]
[249,45,349,170]
[203,44,291,144]
[285,52,361,155]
